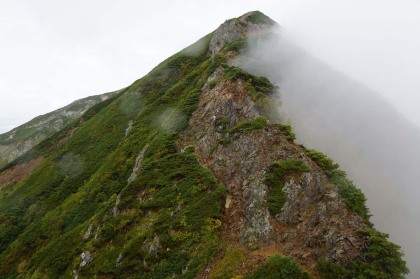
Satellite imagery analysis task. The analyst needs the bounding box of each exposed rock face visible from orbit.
[83,224,93,240]
[127,144,148,184]
[0,11,407,279]
[125,120,134,136]
[0,91,117,167]
[209,11,275,57]
[112,194,121,217]
[79,250,93,267]
[179,67,367,269]
[277,172,366,264]
[142,235,161,256]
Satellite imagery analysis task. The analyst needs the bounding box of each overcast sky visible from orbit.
[1,0,420,133]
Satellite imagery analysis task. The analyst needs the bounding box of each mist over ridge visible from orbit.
[238,28,420,278]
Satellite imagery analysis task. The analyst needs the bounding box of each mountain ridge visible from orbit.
[0,91,119,169]
[0,11,408,278]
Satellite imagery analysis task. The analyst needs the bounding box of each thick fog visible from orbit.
[238,29,420,278]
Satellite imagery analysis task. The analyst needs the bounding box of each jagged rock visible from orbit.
[241,173,272,244]
[80,251,93,267]
[112,194,121,217]
[209,11,275,57]
[179,65,366,266]
[116,253,123,266]
[83,224,93,239]
[94,225,101,240]
[125,120,133,136]
[180,69,276,244]
[142,235,161,256]
[127,144,148,184]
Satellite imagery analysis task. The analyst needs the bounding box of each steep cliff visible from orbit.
[0,11,408,279]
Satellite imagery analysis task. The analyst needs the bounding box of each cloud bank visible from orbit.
[238,29,420,278]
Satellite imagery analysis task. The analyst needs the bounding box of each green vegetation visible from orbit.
[305,149,370,220]
[0,159,6,169]
[223,66,274,96]
[0,92,117,168]
[222,65,278,114]
[243,11,276,26]
[215,117,230,127]
[228,117,268,134]
[212,117,268,153]
[318,228,408,279]
[210,246,245,279]
[221,38,248,55]
[265,160,310,215]
[216,138,232,146]
[274,124,296,141]
[250,255,313,279]
[0,12,408,279]
[0,32,226,279]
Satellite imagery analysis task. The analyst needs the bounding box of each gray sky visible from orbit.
[1,0,420,133]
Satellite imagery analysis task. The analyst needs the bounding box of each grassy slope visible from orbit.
[0,11,408,278]
[0,93,116,145]
[0,92,118,169]
[0,33,226,279]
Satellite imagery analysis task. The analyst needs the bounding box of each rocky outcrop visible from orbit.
[79,250,93,267]
[209,11,275,57]
[127,144,148,184]
[178,67,367,271]
[125,120,134,136]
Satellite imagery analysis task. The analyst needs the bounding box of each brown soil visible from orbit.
[0,157,44,188]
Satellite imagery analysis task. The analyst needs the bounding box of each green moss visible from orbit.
[305,149,339,177]
[215,117,230,127]
[265,160,310,215]
[267,186,287,217]
[223,66,274,96]
[305,149,370,220]
[250,255,313,279]
[222,65,278,117]
[318,228,408,279]
[243,11,276,26]
[274,124,296,141]
[216,138,232,146]
[210,246,245,279]
[0,30,224,279]
[228,117,267,134]
[221,38,248,55]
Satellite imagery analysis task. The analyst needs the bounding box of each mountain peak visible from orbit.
[209,11,276,56]
[0,11,409,279]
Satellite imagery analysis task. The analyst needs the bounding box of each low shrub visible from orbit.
[228,117,267,134]
[265,160,310,215]
[210,246,245,279]
[318,228,408,279]
[305,149,369,220]
[250,255,313,279]
[274,124,296,141]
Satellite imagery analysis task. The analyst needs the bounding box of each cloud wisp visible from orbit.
[238,29,420,278]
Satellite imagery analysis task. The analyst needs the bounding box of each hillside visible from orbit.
[0,11,408,278]
[0,91,118,169]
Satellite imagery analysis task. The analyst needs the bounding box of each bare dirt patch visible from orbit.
[0,157,44,188]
